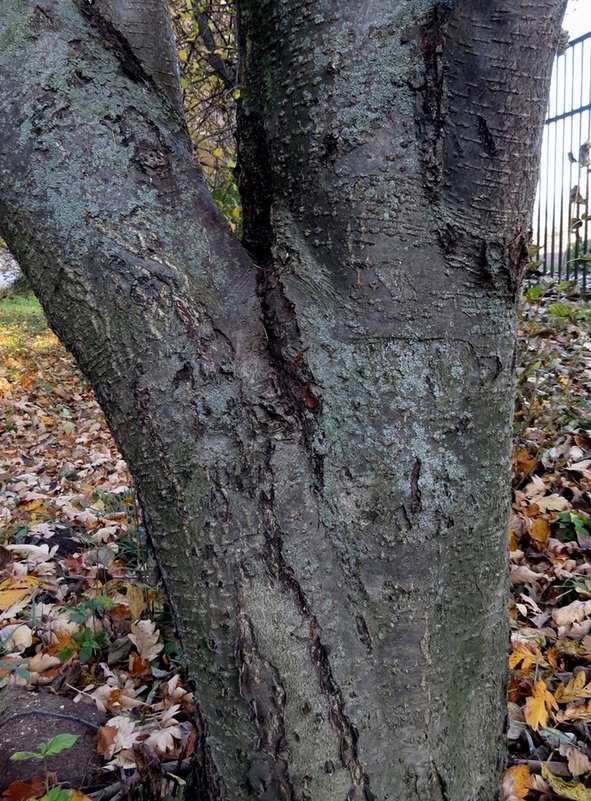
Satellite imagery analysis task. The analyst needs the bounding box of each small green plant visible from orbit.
[0,654,30,683]
[66,595,113,626]
[71,627,105,663]
[557,511,591,542]
[10,733,80,798]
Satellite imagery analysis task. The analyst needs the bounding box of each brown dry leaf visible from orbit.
[567,747,591,777]
[1,777,45,801]
[98,715,139,761]
[554,601,591,628]
[96,724,118,756]
[537,494,570,512]
[524,679,557,730]
[524,475,547,500]
[541,763,591,800]
[128,650,151,677]
[501,764,530,801]
[529,773,551,793]
[128,620,163,662]
[0,546,13,569]
[581,635,591,659]
[511,565,542,585]
[556,700,591,723]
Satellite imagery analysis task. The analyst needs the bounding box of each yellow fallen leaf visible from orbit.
[126,585,146,621]
[555,671,591,703]
[530,517,551,550]
[524,679,557,730]
[23,498,44,512]
[0,586,30,612]
[541,763,591,800]
[509,640,544,671]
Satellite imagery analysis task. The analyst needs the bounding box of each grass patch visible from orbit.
[0,289,57,359]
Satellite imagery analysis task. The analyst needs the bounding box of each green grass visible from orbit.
[0,289,51,354]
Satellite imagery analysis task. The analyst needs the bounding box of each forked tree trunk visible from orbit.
[0,1,565,799]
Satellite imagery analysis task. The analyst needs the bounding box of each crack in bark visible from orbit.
[411,457,422,515]
[476,114,497,158]
[504,228,529,299]
[254,487,375,799]
[260,493,309,616]
[236,25,324,490]
[310,619,375,801]
[236,614,296,801]
[77,1,155,86]
[186,701,225,801]
[416,4,451,202]
[430,762,449,801]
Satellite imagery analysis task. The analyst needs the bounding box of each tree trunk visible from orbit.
[0,1,566,799]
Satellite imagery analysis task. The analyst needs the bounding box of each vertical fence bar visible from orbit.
[533,30,591,290]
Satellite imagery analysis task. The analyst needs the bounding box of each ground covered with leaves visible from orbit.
[505,281,591,800]
[0,292,195,801]
[3,282,591,801]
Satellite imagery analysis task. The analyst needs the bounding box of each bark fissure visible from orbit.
[188,702,225,801]
[79,2,154,87]
[310,623,375,801]
[236,615,295,801]
[416,3,451,201]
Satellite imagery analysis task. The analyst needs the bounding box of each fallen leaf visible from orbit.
[126,585,146,621]
[0,623,32,653]
[529,773,551,793]
[554,601,591,628]
[128,620,163,662]
[1,777,45,801]
[530,517,551,550]
[541,763,591,800]
[537,494,570,512]
[555,671,591,703]
[511,565,542,585]
[567,747,591,777]
[524,679,557,730]
[501,764,530,801]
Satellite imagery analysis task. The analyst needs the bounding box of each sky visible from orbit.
[563,0,591,40]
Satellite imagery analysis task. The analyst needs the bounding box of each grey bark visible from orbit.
[0,1,566,800]
[92,0,185,115]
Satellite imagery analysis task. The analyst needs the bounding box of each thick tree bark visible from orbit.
[92,0,185,115]
[0,1,565,799]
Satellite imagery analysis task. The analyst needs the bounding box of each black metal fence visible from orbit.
[533,30,591,290]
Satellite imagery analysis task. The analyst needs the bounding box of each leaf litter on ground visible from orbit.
[0,290,195,801]
[4,281,591,800]
[505,279,591,800]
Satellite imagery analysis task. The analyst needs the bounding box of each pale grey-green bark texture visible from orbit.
[0,1,566,799]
